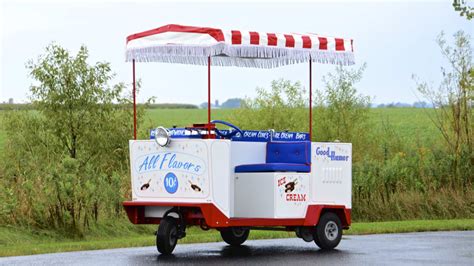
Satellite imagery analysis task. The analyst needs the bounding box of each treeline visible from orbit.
[0,103,198,110]
[0,104,33,110]
[147,103,198,109]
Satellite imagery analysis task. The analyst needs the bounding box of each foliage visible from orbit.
[313,64,371,162]
[452,0,473,20]
[414,31,473,189]
[230,79,307,132]
[0,44,142,234]
[314,64,370,142]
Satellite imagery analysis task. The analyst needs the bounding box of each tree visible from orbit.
[230,79,307,132]
[453,0,473,20]
[221,98,243,109]
[314,64,371,143]
[1,44,140,232]
[414,31,473,188]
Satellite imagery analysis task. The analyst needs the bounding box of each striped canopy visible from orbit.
[126,24,355,68]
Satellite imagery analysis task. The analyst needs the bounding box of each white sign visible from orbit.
[130,140,210,199]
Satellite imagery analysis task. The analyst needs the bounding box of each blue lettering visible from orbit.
[136,152,204,174]
[315,147,349,161]
[139,156,149,172]
[151,155,160,169]
[160,153,171,170]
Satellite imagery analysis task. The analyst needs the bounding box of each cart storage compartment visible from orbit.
[234,172,310,218]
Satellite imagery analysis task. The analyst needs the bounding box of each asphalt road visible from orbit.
[1,231,473,265]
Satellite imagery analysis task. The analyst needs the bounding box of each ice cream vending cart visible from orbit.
[123,24,354,255]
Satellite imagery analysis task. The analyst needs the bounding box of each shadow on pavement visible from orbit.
[152,244,345,264]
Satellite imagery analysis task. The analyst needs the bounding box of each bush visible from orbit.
[0,44,141,234]
[230,79,307,131]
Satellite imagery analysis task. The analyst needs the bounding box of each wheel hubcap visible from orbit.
[232,228,245,237]
[324,221,338,241]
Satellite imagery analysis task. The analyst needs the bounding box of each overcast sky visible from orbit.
[1,0,472,105]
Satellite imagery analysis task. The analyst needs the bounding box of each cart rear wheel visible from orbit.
[156,216,179,255]
[314,212,342,250]
[220,227,249,246]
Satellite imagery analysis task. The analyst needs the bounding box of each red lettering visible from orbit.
[285,193,307,202]
[278,177,286,187]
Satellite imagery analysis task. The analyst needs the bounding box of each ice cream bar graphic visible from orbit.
[140,179,151,191]
[285,180,297,193]
[188,180,202,192]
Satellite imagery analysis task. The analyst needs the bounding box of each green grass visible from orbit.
[1,219,473,257]
[367,107,439,145]
[0,112,5,154]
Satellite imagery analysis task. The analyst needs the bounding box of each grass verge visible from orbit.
[1,219,473,257]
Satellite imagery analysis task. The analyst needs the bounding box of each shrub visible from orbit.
[0,44,142,234]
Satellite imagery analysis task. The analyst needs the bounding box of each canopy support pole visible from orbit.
[208,56,211,127]
[132,59,137,140]
[309,59,312,140]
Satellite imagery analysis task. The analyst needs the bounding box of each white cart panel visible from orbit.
[274,173,310,218]
[311,142,352,208]
[234,172,310,218]
[130,140,210,200]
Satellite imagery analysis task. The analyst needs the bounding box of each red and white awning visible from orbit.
[126,24,355,68]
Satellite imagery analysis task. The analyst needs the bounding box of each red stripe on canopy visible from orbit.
[284,34,295,48]
[318,37,328,50]
[231,30,242,45]
[335,38,345,51]
[302,36,312,49]
[126,24,225,43]
[249,31,260,45]
[267,33,278,46]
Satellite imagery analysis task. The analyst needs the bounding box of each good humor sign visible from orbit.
[315,146,350,161]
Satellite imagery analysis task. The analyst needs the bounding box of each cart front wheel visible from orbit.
[220,227,249,246]
[314,212,342,250]
[156,216,179,255]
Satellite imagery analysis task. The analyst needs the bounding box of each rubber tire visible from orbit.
[314,212,342,250]
[156,216,178,255]
[220,227,250,246]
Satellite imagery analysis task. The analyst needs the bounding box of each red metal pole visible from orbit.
[132,59,137,140]
[309,59,312,140]
[208,56,211,126]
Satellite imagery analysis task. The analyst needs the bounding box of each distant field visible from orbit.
[0,108,439,151]
[144,107,440,144]
[366,107,439,145]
